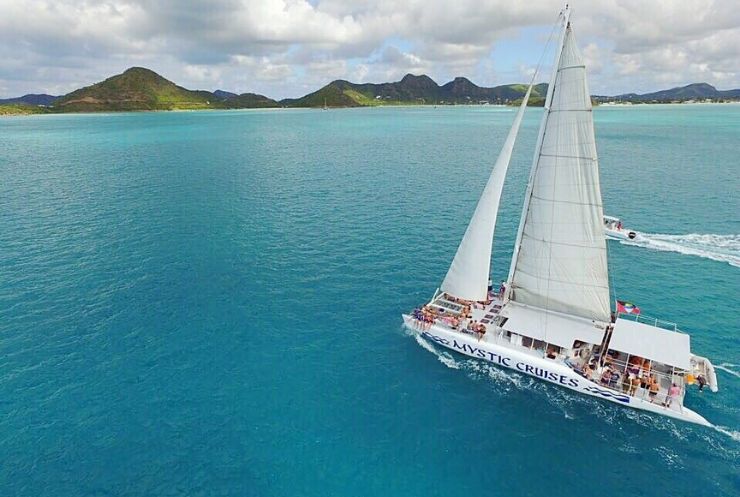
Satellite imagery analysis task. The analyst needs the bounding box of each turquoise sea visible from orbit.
[1,104,738,496]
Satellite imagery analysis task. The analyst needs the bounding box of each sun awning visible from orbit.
[610,318,692,370]
[501,302,607,348]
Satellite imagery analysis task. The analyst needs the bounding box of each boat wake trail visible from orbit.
[713,426,740,443]
[413,333,461,369]
[715,363,740,380]
[620,233,740,268]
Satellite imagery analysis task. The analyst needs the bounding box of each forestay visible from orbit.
[440,84,534,302]
[508,23,611,323]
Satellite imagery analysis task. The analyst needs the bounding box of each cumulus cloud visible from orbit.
[0,0,738,98]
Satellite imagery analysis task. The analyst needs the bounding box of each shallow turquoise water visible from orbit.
[0,105,738,496]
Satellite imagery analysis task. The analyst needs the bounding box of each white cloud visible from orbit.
[0,0,738,98]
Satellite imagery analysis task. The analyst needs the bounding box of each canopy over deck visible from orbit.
[610,318,692,370]
[501,302,607,349]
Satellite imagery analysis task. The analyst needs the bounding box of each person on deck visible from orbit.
[629,375,641,396]
[697,375,707,392]
[499,281,506,298]
[664,383,681,408]
[648,377,660,403]
[600,368,612,385]
[582,363,594,380]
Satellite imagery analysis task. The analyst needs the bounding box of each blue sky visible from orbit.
[0,0,738,99]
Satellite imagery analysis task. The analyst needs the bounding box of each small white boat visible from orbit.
[402,6,719,426]
[604,215,638,240]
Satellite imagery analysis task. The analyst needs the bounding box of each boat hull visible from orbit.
[402,315,711,427]
[605,228,639,241]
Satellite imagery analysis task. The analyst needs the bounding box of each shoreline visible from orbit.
[2,100,739,118]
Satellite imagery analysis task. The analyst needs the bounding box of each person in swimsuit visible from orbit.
[648,376,660,403]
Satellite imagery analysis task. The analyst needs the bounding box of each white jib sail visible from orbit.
[508,23,611,323]
[440,84,534,302]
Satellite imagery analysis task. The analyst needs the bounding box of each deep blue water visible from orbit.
[1,105,738,496]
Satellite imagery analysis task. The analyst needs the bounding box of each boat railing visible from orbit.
[617,312,680,332]
[582,355,685,408]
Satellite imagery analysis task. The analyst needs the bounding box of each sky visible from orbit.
[0,0,738,99]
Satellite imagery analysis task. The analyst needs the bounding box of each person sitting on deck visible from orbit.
[476,323,487,341]
[462,305,471,318]
[608,369,621,389]
[600,368,613,386]
[582,363,594,380]
[627,362,641,378]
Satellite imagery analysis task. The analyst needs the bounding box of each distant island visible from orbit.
[1,66,739,115]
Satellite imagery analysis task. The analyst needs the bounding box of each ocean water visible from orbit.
[0,104,738,496]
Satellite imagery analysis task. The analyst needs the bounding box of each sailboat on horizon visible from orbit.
[402,6,719,426]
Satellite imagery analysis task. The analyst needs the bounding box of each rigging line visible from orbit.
[506,7,569,295]
[491,9,560,286]
[528,11,562,86]
[605,222,618,318]
[534,8,569,340]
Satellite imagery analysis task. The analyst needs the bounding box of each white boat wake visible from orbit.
[713,426,740,443]
[620,233,740,268]
[715,363,740,380]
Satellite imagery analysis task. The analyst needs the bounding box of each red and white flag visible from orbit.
[616,300,640,315]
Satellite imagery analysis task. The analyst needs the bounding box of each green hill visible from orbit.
[50,67,280,112]
[220,92,280,108]
[281,74,549,108]
[12,66,734,115]
[596,83,740,103]
[53,67,216,112]
[280,83,366,108]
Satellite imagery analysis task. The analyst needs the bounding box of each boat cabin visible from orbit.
[601,317,692,408]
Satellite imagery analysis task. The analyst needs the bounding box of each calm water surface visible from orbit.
[1,104,738,496]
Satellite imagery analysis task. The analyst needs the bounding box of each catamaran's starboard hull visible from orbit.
[402,315,711,427]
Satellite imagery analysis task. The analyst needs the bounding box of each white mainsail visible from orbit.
[507,20,611,323]
[440,84,534,301]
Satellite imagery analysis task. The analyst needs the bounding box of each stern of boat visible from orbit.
[691,355,719,393]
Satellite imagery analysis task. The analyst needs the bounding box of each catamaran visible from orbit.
[402,6,719,426]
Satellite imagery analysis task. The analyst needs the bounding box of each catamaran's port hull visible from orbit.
[402,315,712,427]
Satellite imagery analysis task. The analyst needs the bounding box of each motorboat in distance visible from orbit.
[604,215,639,240]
